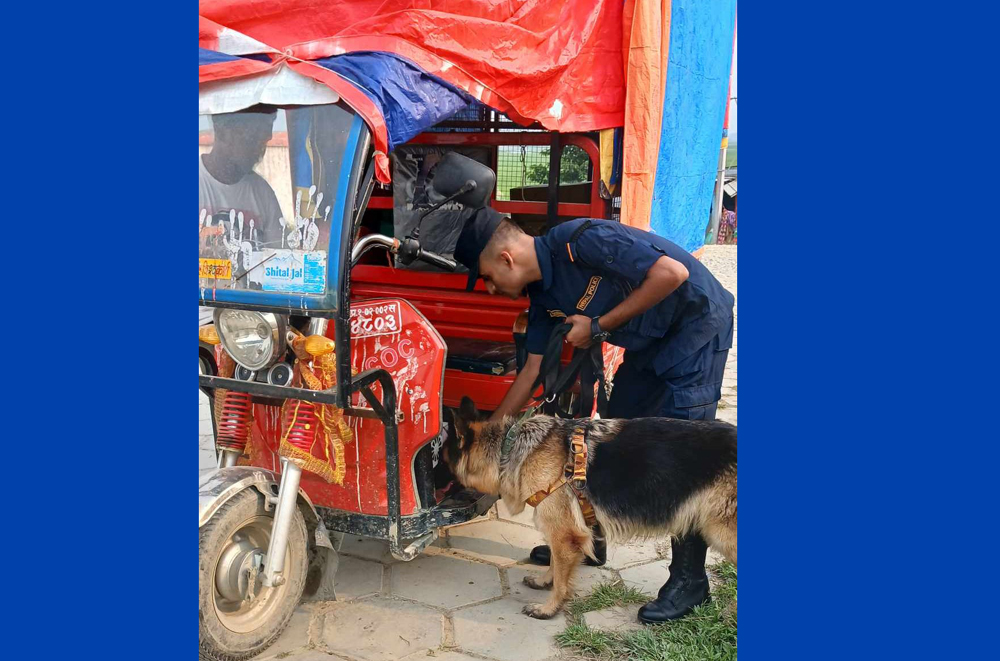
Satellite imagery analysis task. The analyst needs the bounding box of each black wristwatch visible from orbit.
[590,317,610,342]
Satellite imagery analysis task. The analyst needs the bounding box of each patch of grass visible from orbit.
[566,579,651,617]
[558,563,737,661]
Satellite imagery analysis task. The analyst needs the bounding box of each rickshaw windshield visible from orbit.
[199,103,357,297]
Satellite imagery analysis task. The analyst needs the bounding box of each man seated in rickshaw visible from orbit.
[199,108,284,257]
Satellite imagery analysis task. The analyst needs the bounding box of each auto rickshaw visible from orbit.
[197,74,626,661]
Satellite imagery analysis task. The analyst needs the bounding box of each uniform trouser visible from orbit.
[607,338,729,421]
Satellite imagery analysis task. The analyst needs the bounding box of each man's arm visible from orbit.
[565,255,689,348]
[489,353,542,421]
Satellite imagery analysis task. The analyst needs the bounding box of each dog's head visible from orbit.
[442,396,497,493]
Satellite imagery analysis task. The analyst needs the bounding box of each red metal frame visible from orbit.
[365,132,603,220]
[351,266,526,343]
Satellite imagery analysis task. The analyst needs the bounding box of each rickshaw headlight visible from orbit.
[213,309,287,371]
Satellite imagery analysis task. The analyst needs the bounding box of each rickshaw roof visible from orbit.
[199,0,627,183]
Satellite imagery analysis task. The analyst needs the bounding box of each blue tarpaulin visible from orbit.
[315,52,472,152]
[649,0,737,253]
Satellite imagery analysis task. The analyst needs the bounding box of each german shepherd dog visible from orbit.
[443,397,737,619]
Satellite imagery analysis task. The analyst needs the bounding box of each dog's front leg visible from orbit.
[521,532,583,619]
[522,567,553,590]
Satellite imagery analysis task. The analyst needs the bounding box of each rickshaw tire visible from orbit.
[199,488,308,661]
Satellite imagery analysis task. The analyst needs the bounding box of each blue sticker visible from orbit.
[261,250,327,294]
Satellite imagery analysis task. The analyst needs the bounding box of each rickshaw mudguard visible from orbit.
[199,466,340,601]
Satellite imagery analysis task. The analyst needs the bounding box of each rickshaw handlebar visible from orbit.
[351,233,457,272]
[416,248,458,271]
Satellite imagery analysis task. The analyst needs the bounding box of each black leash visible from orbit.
[530,322,608,419]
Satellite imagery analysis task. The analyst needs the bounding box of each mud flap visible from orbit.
[302,518,339,602]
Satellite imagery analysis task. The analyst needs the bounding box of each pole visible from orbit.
[706,14,736,245]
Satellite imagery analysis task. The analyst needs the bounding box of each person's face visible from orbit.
[216,117,273,175]
[478,251,529,299]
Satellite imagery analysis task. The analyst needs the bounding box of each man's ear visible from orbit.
[500,250,514,269]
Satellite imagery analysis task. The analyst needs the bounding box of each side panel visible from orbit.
[239,299,445,516]
[345,298,447,515]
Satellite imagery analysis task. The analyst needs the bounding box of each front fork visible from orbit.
[261,458,303,586]
[259,318,325,587]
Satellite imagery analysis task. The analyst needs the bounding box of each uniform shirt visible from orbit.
[525,218,734,376]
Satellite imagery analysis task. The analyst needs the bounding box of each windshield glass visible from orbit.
[199,103,354,294]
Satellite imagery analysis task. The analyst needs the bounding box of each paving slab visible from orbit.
[452,597,567,661]
[337,536,398,564]
[619,562,666,596]
[618,547,725,596]
[392,555,501,609]
[603,539,664,569]
[582,605,643,632]
[506,565,609,603]
[320,598,442,661]
[717,408,738,425]
[446,520,544,567]
[334,555,383,601]
[270,651,346,661]
[400,651,484,661]
[495,500,536,527]
[257,605,315,659]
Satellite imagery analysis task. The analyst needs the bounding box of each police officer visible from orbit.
[453,209,734,623]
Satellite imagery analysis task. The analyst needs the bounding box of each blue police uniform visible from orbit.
[524,218,734,420]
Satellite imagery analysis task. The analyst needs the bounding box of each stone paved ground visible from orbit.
[199,246,737,660]
[701,245,737,425]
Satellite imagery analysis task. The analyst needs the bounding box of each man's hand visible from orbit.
[565,315,593,349]
[490,353,543,421]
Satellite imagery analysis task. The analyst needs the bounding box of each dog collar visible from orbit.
[500,406,536,463]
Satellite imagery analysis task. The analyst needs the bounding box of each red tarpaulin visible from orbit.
[200,0,688,230]
[200,1,626,132]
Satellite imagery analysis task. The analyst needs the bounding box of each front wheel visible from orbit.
[199,488,307,661]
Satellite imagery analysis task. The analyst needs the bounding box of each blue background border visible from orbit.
[6,3,997,660]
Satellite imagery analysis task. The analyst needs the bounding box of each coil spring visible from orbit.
[283,401,318,453]
[216,390,253,451]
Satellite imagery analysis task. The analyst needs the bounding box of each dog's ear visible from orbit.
[447,405,472,449]
[459,396,480,422]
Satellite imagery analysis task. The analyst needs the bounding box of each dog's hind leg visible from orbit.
[702,471,737,566]
[703,522,737,566]
[521,529,586,619]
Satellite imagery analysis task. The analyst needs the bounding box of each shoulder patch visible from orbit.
[576,276,602,311]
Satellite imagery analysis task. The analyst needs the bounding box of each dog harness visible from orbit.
[524,422,598,528]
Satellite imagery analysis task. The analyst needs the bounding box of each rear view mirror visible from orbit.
[429,152,496,209]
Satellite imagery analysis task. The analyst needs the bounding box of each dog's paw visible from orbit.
[521,603,559,619]
[522,574,552,591]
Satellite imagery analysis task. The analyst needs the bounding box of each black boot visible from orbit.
[637,534,711,624]
[529,524,607,567]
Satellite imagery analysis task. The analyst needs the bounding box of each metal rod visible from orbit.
[308,318,329,336]
[263,459,302,587]
[545,132,562,233]
[220,449,241,468]
[199,375,340,405]
[707,138,727,244]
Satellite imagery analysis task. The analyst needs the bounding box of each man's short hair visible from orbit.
[481,219,525,260]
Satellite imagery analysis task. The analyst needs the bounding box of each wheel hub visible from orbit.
[215,534,265,604]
